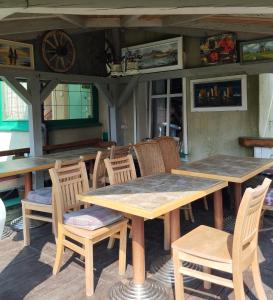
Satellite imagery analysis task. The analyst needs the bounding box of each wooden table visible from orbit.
[0,147,103,197]
[78,173,227,299]
[172,154,273,213]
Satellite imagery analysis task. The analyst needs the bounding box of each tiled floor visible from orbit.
[0,204,272,300]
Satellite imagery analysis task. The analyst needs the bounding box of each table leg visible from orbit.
[234,183,242,215]
[213,190,223,230]
[170,208,180,243]
[24,172,32,198]
[131,215,145,284]
[109,215,168,299]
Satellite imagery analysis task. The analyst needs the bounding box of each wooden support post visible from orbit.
[28,77,44,188]
[40,79,58,103]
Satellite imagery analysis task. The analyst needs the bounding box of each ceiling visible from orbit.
[1,2,273,41]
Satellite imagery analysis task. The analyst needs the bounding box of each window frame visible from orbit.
[43,82,100,131]
[148,78,188,154]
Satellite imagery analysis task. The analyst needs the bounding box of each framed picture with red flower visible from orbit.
[200,33,237,65]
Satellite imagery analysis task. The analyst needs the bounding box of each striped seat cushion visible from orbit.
[27,187,52,205]
[64,205,122,231]
[265,188,273,206]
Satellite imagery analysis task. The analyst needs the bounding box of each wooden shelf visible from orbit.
[239,137,273,148]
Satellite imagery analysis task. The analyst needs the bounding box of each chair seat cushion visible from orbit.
[27,187,52,205]
[265,188,273,206]
[64,205,122,231]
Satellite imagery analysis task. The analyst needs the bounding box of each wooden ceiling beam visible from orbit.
[183,21,273,35]
[0,18,76,35]
[20,7,273,16]
[204,15,273,25]
[121,15,162,27]
[57,14,86,28]
[85,17,121,28]
[163,15,212,26]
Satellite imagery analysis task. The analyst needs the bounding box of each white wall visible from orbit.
[0,131,29,162]
[259,73,273,137]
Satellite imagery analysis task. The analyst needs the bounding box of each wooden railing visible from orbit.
[0,138,116,158]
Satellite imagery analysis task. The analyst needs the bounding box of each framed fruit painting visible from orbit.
[200,33,237,65]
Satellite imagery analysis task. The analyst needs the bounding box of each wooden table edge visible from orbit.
[172,160,273,184]
[78,180,227,220]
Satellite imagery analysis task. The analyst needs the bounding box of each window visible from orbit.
[2,82,28,121]
[0,81,29,131]
[43,83,99,130]
[149,78,183,139]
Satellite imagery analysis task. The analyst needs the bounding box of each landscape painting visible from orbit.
[191,75,247,112]
[121,37,183,74]
[241,38,273,63]
[0,39,34,69]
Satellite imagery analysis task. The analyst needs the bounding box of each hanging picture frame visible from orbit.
[200,33,237,65]
[121,37,183,74]
[190,75,247,112]
[0,39,34,70]
[240,37,273,64]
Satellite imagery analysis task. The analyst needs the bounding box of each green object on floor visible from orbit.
[4,197,21,208]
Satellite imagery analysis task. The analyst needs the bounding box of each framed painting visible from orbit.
[240,37,273,64]
[121,37,183,74]
[0,39,34,70]
[190,75,247,112]
[200,33,237,65]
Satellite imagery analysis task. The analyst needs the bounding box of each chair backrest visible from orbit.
[92,150,110,190]
[232,177,271,267]
[133,140,165,177]
[49,160,90,224]
[155,136,181,172]
[110,144,132,159]
[104,154,137,185]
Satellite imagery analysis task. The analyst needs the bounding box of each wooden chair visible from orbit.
[90,150,110,190]
[133,141,174,250]
[22,159,81,246]
[156,136,208,218]
[104,155,137,249]
[154,136,181,173]
[133,141,165,177]
[49,159,128,297]
[172,177,271,300]
[22,185,56,246]
[260,187,273,230]
[110,144,132,159]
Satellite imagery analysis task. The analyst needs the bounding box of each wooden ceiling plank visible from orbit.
[57,14,86,28]
[22,7,273,15]
[164,15,212,26]
[121,15,162,27]
[204,15,273,25]
[183,21,273,35]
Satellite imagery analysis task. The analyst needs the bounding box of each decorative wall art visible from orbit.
[0,39,34,69]
[121,37,183,74]
[190,75,247,112]
[240,37,273,64]
[200,33,237,65]
[41,30,76,73]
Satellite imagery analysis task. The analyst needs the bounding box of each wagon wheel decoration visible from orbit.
[41,30,76,73]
